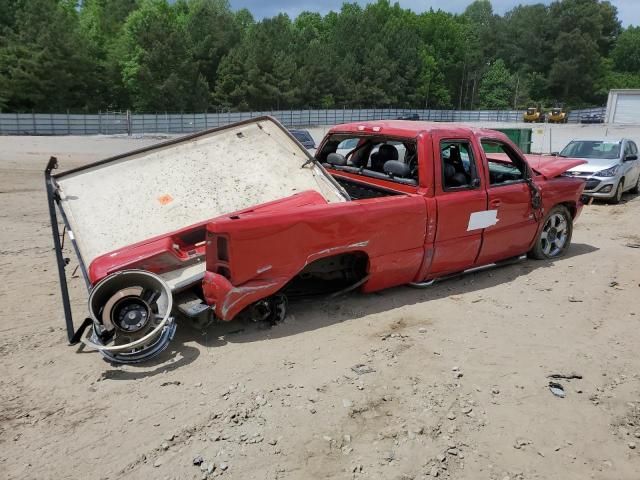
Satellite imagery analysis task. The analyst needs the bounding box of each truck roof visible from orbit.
[328,120,507,140]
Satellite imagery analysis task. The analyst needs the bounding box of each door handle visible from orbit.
[490,199,501,208]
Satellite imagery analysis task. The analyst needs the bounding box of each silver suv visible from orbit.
[561,139,640,203]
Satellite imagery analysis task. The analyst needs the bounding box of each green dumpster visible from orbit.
[492,128,532,154]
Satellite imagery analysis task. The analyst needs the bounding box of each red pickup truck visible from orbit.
[46,117,585,363]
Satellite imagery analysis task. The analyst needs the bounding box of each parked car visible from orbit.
[289,128,316,149]
[46,117,586,363]
[396,113,420,121]
[524,106,545,123]
[548,107,568,124]
[560,139,640,203]
[579,113,604,124]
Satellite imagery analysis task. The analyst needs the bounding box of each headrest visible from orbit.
[383,160,410,178]
[448,146,462,164]
[326,153,347,166]
[377,144,399,161]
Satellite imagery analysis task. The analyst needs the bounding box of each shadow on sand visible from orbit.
[99,242,598,379]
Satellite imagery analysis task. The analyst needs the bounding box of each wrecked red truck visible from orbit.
[46,117,586,363]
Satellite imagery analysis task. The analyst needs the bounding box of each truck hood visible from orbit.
[524,154,587,179]
[53,117,346,267]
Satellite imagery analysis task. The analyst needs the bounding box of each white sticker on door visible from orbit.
[467,210,499,231]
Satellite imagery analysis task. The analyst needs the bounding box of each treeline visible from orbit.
[0,0,638,113]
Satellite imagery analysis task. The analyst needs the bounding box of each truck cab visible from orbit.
[315,121,585,278]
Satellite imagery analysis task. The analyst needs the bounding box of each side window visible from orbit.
[624,142,633,156]
[631,142,638,155]
[440,141,479,191]
[481,140,528,186]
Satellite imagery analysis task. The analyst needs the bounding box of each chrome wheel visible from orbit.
[540,213,569,257]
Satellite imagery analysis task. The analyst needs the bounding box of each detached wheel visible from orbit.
[529,205,573,260]
[610,181,623,204]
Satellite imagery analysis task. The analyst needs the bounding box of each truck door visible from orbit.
[428,135,487,276]
[475,139,539,265]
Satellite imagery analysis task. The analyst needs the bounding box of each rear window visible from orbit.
[318,134,418,186]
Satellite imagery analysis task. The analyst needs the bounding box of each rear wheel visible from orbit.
[630,175,640,194]
[529,205,573,260]
[610,181,623,204]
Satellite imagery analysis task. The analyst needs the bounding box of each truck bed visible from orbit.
[202,190,427,320]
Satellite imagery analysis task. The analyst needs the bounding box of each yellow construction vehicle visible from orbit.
[548,107,568,124]
[523,106,545,123]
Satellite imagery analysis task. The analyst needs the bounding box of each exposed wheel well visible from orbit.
[281,252,369,298]
[559,202,577,218]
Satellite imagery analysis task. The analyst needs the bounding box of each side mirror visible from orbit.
[624,154,638,162]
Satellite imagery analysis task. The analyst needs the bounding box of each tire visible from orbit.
[529,205,573,260]
[610,180,623,204]
[630,175,640,194]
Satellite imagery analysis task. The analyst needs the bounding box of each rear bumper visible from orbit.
[202,271,283,321]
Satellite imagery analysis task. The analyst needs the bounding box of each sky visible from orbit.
[229,0,637,26]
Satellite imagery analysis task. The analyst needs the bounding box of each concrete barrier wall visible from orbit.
[0,107,607,136]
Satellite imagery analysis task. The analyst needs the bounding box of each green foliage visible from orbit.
[612,27,640,73]
[0,0,636,112]
[0,0,103,112]
[183,0,241,94]
[548,29,602,103]
[478,60,514,109]
[117,0,209,111]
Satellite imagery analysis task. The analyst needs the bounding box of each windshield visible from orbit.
[552,109,561,115]
[560,140,621,160]
[527,108,535,114]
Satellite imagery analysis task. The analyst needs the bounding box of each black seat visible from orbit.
[370,144,398,172]
[444,163,468,187]
[448,146,467,176]
[383,160,410,178]
[444,146,470,187]
[326,152,347,166]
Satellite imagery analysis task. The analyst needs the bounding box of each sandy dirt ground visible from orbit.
[1,135,640,480]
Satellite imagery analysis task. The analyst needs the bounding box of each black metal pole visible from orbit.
[45,157,75,343]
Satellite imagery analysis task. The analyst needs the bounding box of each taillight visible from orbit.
[217,236,229,261]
